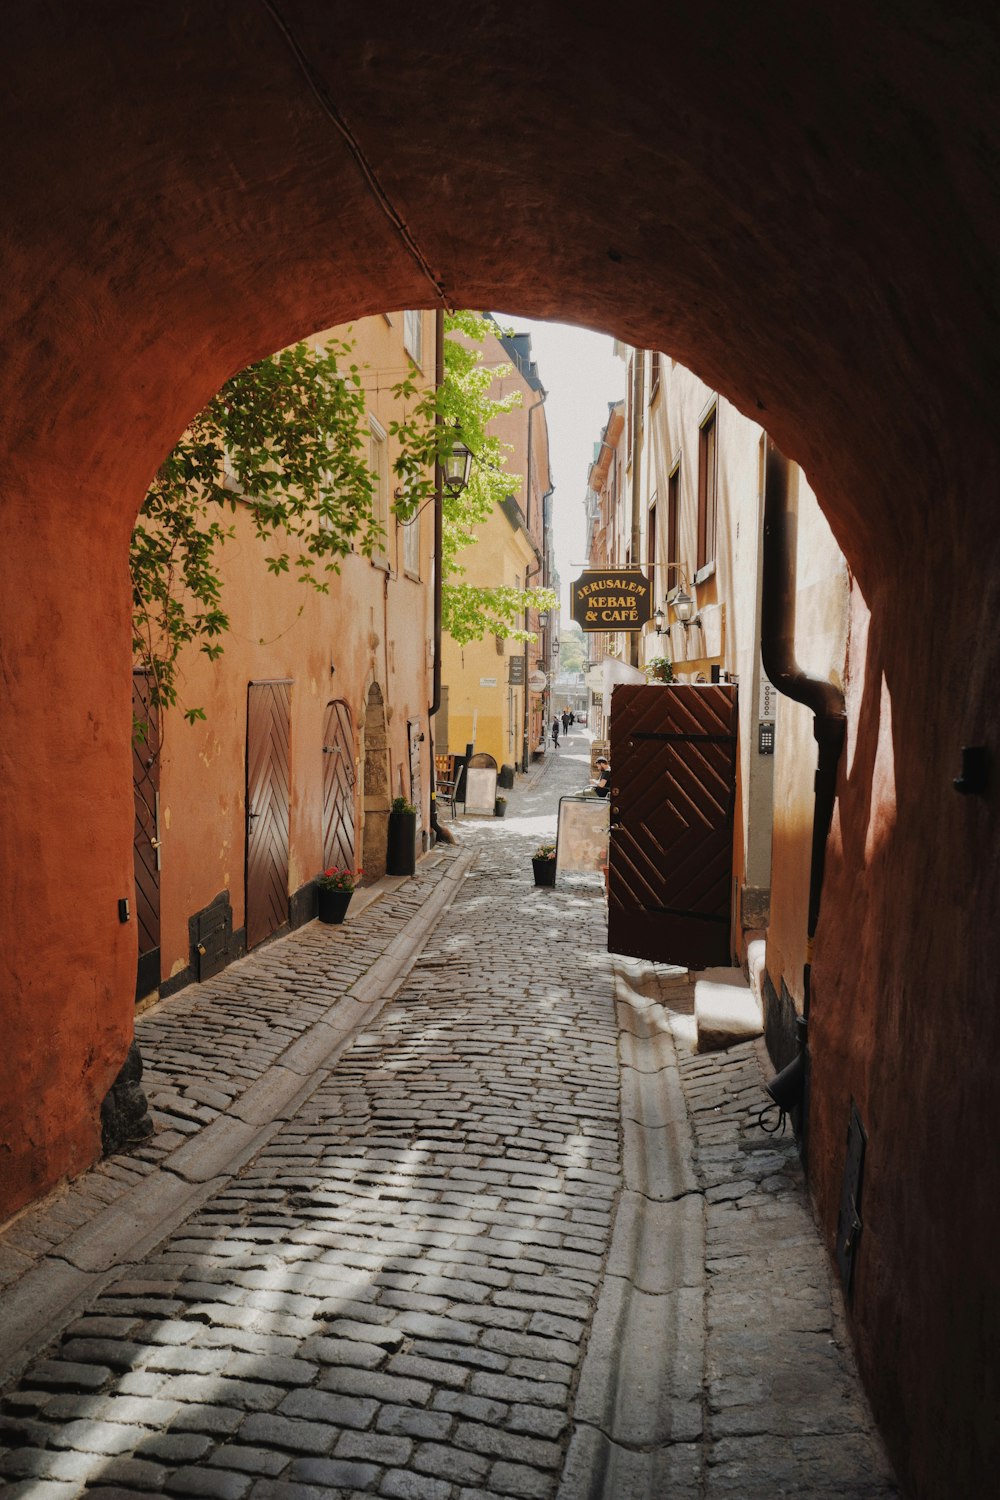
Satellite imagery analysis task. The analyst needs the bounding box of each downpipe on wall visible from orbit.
[760,440,846,1150]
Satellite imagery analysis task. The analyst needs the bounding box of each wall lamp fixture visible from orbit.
[441,438,473,493]
[672,586,702,631]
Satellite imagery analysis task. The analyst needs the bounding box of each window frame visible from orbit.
[403,310,424,368]
[368,413,390,568]
[697,406,718,574]
[666,458,680,595]
[401,500,420,578]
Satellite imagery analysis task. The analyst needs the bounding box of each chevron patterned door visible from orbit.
[608,683,738,969]
[322,699,356,873]
[246,679,292,950]
[132,670,161,1002]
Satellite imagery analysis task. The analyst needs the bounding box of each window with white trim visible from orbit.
[403,310,424,368]
[402,505,420,576]
[369,414,389,563]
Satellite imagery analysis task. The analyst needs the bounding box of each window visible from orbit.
[402,506,420,576]
[697,408,718,571]
[666,461,680,593]
[403,310,423,367]
[369,414,389,564]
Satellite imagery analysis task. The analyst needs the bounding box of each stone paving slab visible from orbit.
[0,730,900,1498]
[0,845,478,1383]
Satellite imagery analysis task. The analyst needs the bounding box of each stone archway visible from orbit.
[359,682,391,882]
[4,10,1000,1494]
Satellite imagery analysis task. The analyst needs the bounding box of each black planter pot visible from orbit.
[387,810,417,876]
[316,887,353,924]
[532,856,557,887]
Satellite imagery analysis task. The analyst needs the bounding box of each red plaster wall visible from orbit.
[4,6,1000,1494]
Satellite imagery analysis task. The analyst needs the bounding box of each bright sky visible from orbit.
[493,315,625,615]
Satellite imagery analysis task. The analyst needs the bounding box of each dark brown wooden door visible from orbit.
[322,699,356,872]
[608,682,738,969]
[246,680,292,949]
[132,671,161,1001]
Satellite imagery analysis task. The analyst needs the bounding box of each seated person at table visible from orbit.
[591,757,611,797]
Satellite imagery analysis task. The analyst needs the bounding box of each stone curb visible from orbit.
[0,847,476,1388]
[558,955,707,1500]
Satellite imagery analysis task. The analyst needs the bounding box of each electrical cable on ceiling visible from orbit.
[259,0,452,311]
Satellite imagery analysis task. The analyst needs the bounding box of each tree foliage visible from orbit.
[132,335,378,721]
[390,310,556,644]
[131,312,555,723]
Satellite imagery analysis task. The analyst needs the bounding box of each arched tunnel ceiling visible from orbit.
[5,1,1000,587]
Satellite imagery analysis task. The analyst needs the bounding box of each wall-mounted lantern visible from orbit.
[442,439,473,493]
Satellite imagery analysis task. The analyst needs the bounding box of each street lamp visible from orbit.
[442,439,473,492]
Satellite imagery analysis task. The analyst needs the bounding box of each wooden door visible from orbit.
[246,679,292,949]
[608,683,738,969]
[132,671,161,1002]
[322,699,356,872]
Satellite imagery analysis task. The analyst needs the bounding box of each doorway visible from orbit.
[131,670,161,1003]
[360,682,390,880]
[246,679,292,949]
[323,698,357,873]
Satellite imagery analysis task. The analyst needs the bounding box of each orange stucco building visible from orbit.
[133,311,435,1004]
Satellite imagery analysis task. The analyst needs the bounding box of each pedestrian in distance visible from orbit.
[551,717,560,748]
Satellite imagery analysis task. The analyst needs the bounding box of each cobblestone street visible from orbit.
[0,730,897,1498]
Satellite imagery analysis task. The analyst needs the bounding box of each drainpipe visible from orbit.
[760,439,846,1029]
[521,556,541,773]
[520,389,548,772]
[628,349,645,666]
[429,309,445,840]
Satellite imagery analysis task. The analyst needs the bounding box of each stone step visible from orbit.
[694,967,763,1053]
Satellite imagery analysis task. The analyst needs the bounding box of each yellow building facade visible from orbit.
[441,324,552,771]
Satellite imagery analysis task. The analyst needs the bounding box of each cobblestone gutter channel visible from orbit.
[559,959,898,1500]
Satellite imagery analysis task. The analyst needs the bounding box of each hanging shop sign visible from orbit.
[571,567,653,632]
[507,656,525,686]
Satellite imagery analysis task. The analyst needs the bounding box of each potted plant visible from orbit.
[387,795,417,876]
[532,842,557,887]
[644,655,674,684]
[494,794,507,818]
[315,866,362,924]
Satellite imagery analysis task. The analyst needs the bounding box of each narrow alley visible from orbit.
[0,729,896,1499]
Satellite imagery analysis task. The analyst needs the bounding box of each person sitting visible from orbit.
[590,757,611,797]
